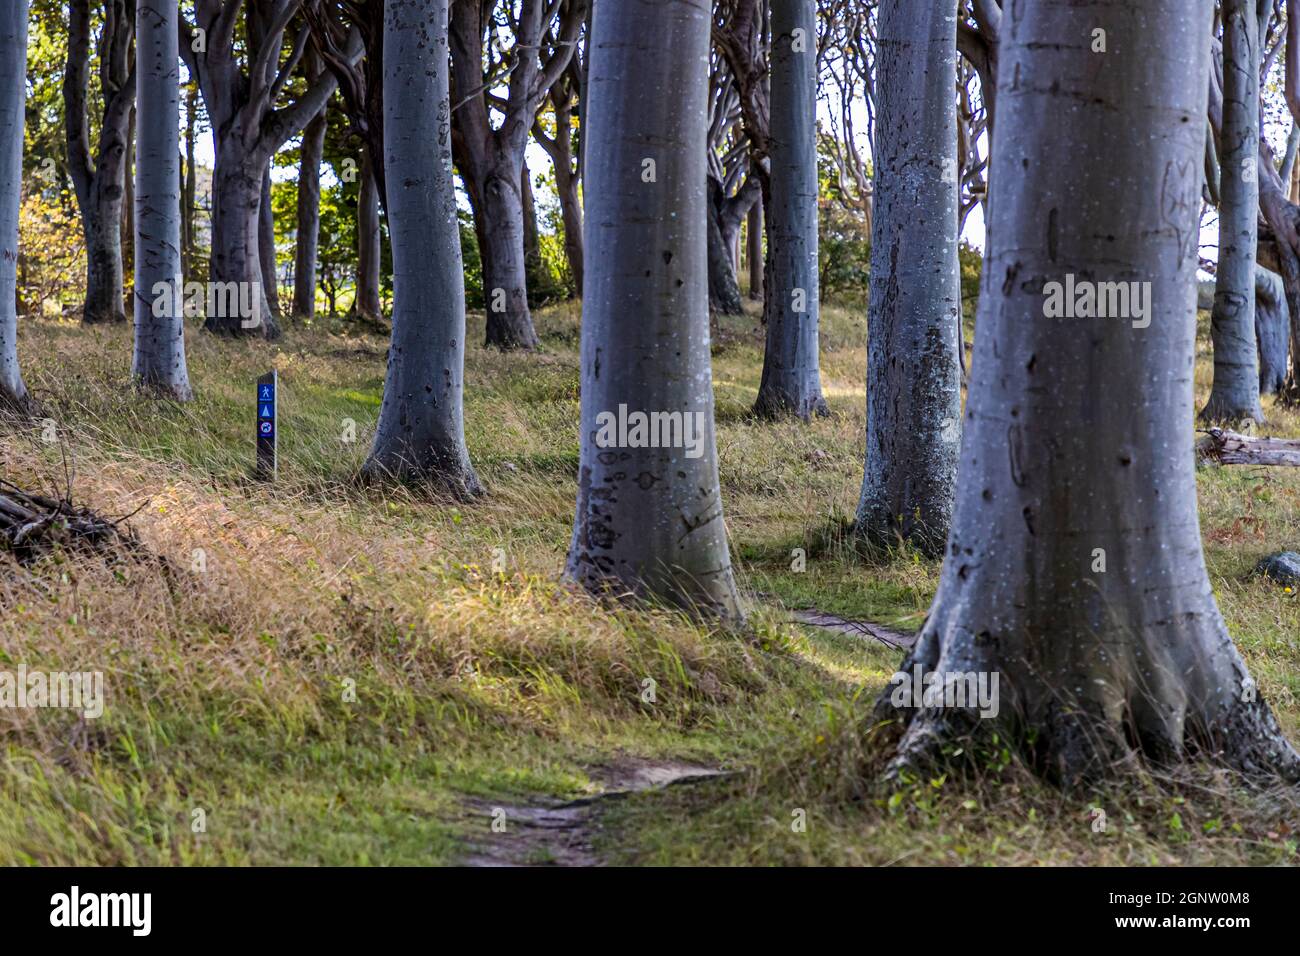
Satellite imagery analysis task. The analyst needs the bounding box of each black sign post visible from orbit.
[256,370,277,480]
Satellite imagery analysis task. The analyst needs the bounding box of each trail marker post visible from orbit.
[256,370,277,480]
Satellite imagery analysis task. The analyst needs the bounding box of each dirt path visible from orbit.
[460,759,726,866]
[458,610,907,866]
[790,609,918,649]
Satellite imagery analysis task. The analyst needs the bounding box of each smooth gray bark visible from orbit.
[747,200,763,299]
[1203,0,1262,424]
[0,0,30,412]
[473,152,535,348]
[556,164,584,293]
[356,150,382,322]
[856,0,962,556]
[707,176,745,315]
[1255,263,1288,394]
[878,0,1300,786]
[521,160,540,273]
[65,0,135,326]
[293,75,327,320]
[565,0,743,622]
[259,166,281,320]
[182,82,198,282]
[754,0,828,420]
[362,0,479,497]
[132,0,193,400]
[207,156,275,335]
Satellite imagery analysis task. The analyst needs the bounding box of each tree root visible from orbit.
[872,634,1300,791]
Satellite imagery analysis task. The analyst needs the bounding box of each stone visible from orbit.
[1254,551,1300,586]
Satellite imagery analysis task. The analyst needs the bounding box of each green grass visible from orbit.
[0,300,1297,865]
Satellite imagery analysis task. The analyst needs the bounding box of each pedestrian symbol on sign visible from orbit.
[256,371,277,480]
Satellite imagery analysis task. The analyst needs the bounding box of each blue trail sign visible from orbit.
[256,370,277,480]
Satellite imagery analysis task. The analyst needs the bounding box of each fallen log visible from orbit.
[1198,428,1300,467]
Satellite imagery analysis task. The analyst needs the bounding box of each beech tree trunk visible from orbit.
[754,0,829,420]
[878,0,1300,787]
[132,0,192,400]
[476,152,536,348]
[0,0,30,412]
[707,176,745,315]
[557,168,584,293]
[259,167,281,321]
[565,0,743,622]
[856,0,963,556]
[182,82,198,282]
[293,76,327,320]
[121,105,134,283]
[182,1,346,340]
[448,0,584,351]
[208,154,276,336]
[1203,0,1262,424]
[356,149,383,322]
[65,0,135,326]
[521,161,540,269]
[364,0,480,496]
[1255,264,1288,394]
[747,201,763,299]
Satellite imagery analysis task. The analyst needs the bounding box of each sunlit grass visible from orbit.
[0,300,1296,865]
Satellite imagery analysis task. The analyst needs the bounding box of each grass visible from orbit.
[0,301,1298,865]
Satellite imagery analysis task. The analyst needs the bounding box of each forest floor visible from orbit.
[1,299,1299,865]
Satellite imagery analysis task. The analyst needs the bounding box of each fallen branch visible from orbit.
[0,479,136,563]
[1199,428,1300,467]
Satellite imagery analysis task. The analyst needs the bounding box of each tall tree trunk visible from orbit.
[356,149,383,322]
[521,160,540,270]
[877,0,1300,787]
[565,0,743,622]
[754,0,828,420]
[364,0,480,497]
[747,200,763,299]
[65,0,135,326]
[182,81,197,283]
[720,184,756,276]
[207,150,278,337]
[1255,263,1288,394]
[707,176,745,315]
[477,153,537,349]
[557,166,584,293]
[121,105,134,300]
[259,166,280,321]
[294,73,327,321]
[856,0,963,556]
[447,0,581,351]
[1203,0,1262,424]
[133,0,192,400]
[0,0,31,412]
[184,3,342,341]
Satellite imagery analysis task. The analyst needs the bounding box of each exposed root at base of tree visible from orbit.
[869,642,1300,793]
